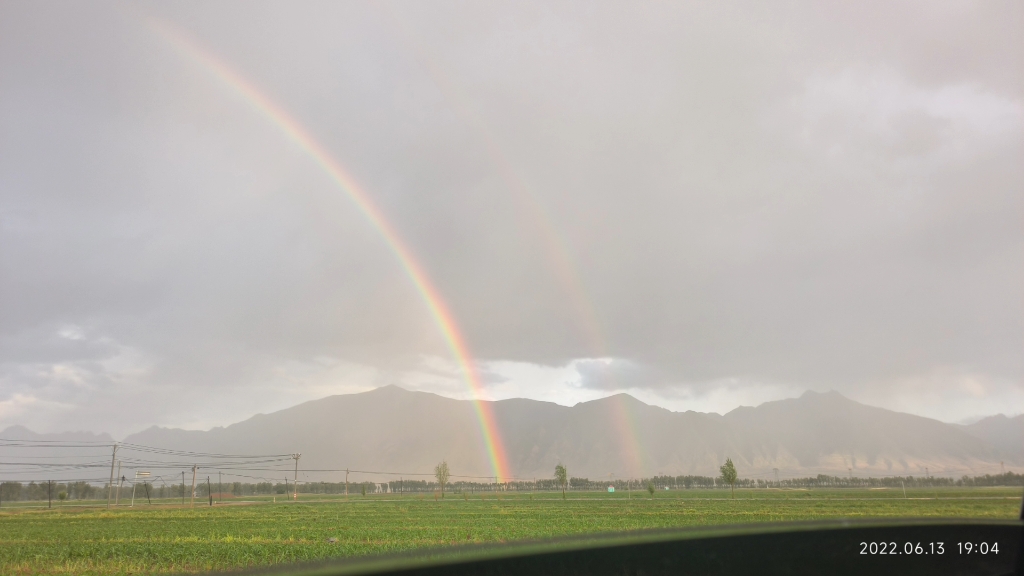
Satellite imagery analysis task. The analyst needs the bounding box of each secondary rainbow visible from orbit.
[383,11,650,476]
[149,21,512,482]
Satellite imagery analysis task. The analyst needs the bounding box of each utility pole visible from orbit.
[181,472,185,506]
[345,469,349,498]
[189,465,198,508]
[106,443,119,509]
[48,480,52,509]
[291,454,301,501]
[848,468,853,483]
[207,477,212,506]
[1001,461,1005,475]
[115,462,123,505]
[773,468,779,486]
[219,472,222,503]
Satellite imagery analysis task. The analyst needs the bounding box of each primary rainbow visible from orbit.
[383,14,650,477]
[149,21,512,482]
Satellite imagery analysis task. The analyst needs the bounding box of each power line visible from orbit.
[0,438,293,459]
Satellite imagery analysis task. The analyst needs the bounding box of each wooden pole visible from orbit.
[106,443,118,509]
[115,462,122,505]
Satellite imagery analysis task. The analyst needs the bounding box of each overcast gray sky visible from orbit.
[1,1,1021,437]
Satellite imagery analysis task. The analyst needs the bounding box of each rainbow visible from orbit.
[608,392,646,477]
[381,8,608,355]
[381,11,650,477]
[148,21,511,482]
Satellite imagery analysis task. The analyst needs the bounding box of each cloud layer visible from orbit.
[1,1,1021,435]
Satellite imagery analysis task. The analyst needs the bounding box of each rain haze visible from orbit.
[1,1,1022,440]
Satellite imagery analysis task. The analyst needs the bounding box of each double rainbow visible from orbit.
[150,21,511,482]
[382,13,650,478]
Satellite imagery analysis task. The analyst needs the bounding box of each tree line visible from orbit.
[0,481,99,502]
[1,471,1018,502]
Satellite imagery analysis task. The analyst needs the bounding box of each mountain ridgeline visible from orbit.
[103,386,1020,481]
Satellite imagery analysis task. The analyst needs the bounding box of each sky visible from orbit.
[1,1,1021,438]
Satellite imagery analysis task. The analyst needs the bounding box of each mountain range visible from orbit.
[2,386,1018,483]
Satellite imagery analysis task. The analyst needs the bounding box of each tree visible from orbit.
[554,464,568,499]
[57,491,67,506]
[646,482,655,498]
[434,461,450,498]
[720,458,738,498]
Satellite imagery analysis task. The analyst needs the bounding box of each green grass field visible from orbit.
[0,487,1019,575]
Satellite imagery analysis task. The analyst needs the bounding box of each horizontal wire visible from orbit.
[0,438,294,459]
[1,439,1016,484]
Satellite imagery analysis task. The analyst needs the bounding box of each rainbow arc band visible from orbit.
[382,14,648,477]
[149,20,511,482]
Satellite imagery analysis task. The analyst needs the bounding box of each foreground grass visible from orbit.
[0,488,1019,575]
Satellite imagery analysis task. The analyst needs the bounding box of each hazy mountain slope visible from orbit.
[126,386,495,482]
[0,425,114,444]
[960,414,1024,463]
[0,426,117,483]
[543,394,734,479]
[117,387,1014,481]
[722,391,1001,475]
[5,388,1012,483]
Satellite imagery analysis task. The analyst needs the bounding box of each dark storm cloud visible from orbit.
[0,0,1020,433]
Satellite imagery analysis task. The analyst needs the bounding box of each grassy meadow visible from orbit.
[0,487,1020,575]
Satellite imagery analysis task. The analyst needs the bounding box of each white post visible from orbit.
[131,472,150,507]
[190,465,198,508]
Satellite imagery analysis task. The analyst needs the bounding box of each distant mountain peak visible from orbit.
[576,392,649,408]
[369,384,408,393]
[0,425,114,442]
[973,413,1011,423]
[799,389,846,399]
[0,424,34,436]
